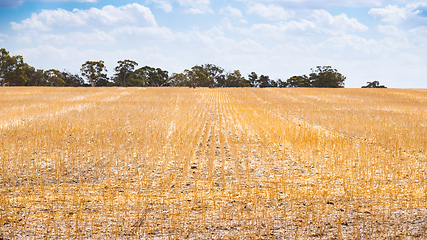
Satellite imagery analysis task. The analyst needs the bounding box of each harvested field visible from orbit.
[1,87,427,239]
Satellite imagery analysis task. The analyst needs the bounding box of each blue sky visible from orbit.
[1,0,426,88]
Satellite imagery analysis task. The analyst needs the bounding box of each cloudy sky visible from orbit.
[0,0,426,88]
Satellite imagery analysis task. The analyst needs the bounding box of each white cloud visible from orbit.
[220,6,243,18]
[110,26,175,42]
[146,0,213,14]
[17,45,90,71]
[11,3,157,31]
[323,35,384,54]
[148,0,173,12]
[244,9,367,38]
[177,0,213,14]
[39,30,116,46]
[7,3,173,61]
[409,26,427,46]
[240,0,382,8]
[311,10,368,33]
[247,3,291,20]
[377,25,405,37]
[369,5,410,24]
[369,3,427,25]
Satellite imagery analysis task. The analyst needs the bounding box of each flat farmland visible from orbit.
[1,87,427,239]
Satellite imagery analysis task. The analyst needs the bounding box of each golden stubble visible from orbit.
[0,87,426,239]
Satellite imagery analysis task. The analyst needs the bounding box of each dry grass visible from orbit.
[1,87,426,239]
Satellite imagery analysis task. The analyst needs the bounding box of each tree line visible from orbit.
[1,48,346,88]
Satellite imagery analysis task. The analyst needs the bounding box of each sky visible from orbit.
[0,0,426,88]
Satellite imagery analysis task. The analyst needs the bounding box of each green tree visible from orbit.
[130,66,168,87]
[168,73,190,87]
[128,67,150,87]
[23,66,44,86]
[286,75,310,87]
[184,64,224,87]
[248,72,258,87]
[225,70,250,87]
[45,69,65,86]
[276,79,287,88]
[187,65,210,87]
[149,67,169,87]
[114,59,138,87]
[96,74,112,86]
[80,60,107,87]
[204,64,224,87]
[0,48,11,86]
[0,49,29,86]
[258,74,273,88]
[62,71,84,87]
[362,81,386,88]
[6,56,29,86]
[184,67,203,87]
[309,66,345,88]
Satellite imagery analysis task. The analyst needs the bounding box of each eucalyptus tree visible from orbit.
[0,48,29,86]
[142,66,168,87]
[286,66,346,88]
[168,73,190,87]
[362,81,386,88]
[45,69,64,86]
[225,70,250,87]
[184,64,224,87]
[309,66,346,88]
[248,72,258,87]
[128,66,169,87]
[0,48,9,86]
[25,67,46,86]
[61,71,85,87]
[80,60,107,87]
[259,75,274,88]
[114,59,138,87]
[286,75,310,87]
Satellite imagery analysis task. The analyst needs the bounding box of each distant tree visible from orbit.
[270,79,278,87]
[131,66,169,87]
[96,74,112,87]
[259,75,273,88]
[286,75,311,87]
[185,66,207,87]
[168,73,190,87]
[225,70,250,87]
[114,60,138,87]
[45,69,65,86]
[248,72,258,87]
[0,48,11,86]
[81,60,107,87]
[25,67,46,86]
[204,64,224,87]
[128,67,150,87]
[276,79,287,88]
[183,68,198,88]
[149,67,169,87]
[362,81,387,88]
[61,71,85,87]
[309,66,345,88]
[216,73,227,87]
[6,56,29,86]
[183,64,224,87]
[0,49,29,86]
